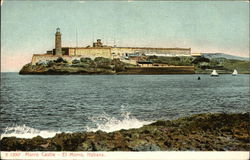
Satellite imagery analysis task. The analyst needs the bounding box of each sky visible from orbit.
[1,0,249,72]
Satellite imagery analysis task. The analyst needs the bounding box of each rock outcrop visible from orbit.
[19,57,129,75]
[19,56,250,75]
[19,57,196,75]
[1,113,249,151]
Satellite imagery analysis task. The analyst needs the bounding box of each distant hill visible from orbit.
[201,53,249,61]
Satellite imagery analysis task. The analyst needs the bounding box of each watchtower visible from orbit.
[55,27,62,55]
[93,39,103,47]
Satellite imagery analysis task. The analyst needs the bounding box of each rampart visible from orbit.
[67,47,112,59]
[31,54,83,65]
[58,47,191,59]
[111,47,191,57]
[32,45,192,65]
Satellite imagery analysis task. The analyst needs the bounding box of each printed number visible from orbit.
[10,153,21,157]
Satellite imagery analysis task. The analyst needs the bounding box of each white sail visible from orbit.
[211,70,218,76]
[232,69,238,75]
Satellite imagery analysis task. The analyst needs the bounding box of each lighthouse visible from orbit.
[55,27,62,55]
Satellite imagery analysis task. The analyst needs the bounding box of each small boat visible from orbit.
[232,69,238,76]
[211,70,219,77]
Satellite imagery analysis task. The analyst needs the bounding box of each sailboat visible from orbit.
[211,70,219,77]
[232,69,238,76]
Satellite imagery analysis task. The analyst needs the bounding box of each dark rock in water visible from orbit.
[1,113,249,151]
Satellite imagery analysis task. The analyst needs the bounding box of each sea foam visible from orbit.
[1,112,152,139]
[86,111,153,132]
[0,125,59,139]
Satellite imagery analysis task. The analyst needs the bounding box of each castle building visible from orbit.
[32,28,194,65]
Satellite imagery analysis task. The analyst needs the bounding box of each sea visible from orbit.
[0,73,249,139]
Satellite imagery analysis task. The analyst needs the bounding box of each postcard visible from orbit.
[1,0,249,160]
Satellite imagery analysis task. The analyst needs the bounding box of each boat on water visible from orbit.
[232,69,238,76]
[211,70,219,77]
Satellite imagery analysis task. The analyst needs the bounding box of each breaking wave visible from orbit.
[1,111,153,139]
[86,111,153,132]
[0,125,59,139]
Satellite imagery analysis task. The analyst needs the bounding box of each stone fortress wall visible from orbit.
[32,46,191,65]
[31,54,139,66]
[66,47,191,58]
[31,28,194,65]
[68,47,112,58]
[110,47,191,57]
[31,54,82,65]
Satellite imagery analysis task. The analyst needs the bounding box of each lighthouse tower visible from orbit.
[55,27,62,55]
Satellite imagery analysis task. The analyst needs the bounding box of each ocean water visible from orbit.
[1,73,249,139]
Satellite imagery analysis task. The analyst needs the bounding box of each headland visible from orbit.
[19,28,250,75]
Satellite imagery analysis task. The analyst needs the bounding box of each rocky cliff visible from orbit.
[1,113,249,151]
[19,57,130,75]
[19,57,196,75]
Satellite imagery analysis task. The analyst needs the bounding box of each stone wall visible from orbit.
[111,47,191,57]
[32,54,56,65]
[111,47,135,57]
[68,48,112,59]
[31,54,84,65]
[31,47,192,65]
[60,47,191,60]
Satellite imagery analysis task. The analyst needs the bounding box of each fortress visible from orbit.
[31,28,194,65]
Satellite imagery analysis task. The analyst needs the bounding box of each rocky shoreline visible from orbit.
[19,59,195,75]
[19,57,126,75]
[1,113,249,151]
[19,56,250,75]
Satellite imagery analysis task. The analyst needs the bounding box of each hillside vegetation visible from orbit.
[19,57,134,75]
[19,56,250,74]
[148,56,250,74]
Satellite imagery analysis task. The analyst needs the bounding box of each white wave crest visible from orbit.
[1,125,59,139]
[86,111,153,132]
[1,111,153,139]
